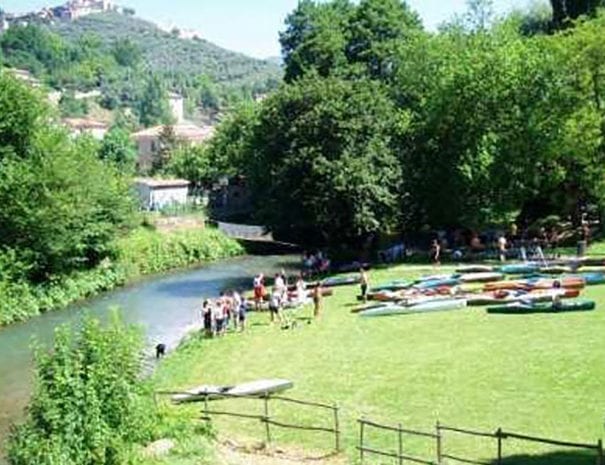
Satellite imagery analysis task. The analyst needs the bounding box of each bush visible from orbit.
[7,313,159,465]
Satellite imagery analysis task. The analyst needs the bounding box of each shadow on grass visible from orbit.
[492,450,597,465]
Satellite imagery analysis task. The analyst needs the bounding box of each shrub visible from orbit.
[7,312,159,465]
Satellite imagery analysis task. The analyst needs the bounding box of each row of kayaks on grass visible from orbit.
[358,297,596,317]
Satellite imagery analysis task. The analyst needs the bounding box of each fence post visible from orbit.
[359,418,365,464]
[333,403,341,452]
[398,423,404,465]
[263,393,271,446]
[598,439,604,465]
[496,428,503,465]
[436,421,442,465]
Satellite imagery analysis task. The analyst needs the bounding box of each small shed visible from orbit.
[134,178,190,210]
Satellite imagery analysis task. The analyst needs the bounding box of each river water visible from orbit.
[0,255,296,458]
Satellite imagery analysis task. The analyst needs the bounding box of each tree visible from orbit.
[111,38,141,68]
[98,126,137,172]
[280,0,354,82]
[136,75,172,127]
[550,0,605,26]
[346,0,422,79]
[465,0,494,31]
[152,124,180,173]
[0,73,48,161]
[0,74,136,280]
[243,76,407,246]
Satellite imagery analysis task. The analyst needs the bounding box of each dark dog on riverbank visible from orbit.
[155,343,166,359]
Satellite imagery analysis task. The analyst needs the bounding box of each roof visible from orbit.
[63,118,108,130]
[132,123,215,143]
[134,178,190,188]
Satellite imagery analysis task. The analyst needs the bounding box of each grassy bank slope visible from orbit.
[153,263,605,465]
[0,227,244,326]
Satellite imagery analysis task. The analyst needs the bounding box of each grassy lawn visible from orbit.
[152,263,605,465]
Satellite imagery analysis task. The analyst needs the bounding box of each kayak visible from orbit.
[171,378,294,404]
[529,277,585,290]
[487,299,595,314]
[370,280,413,292]
[322,276,360,287]
[484,280,531,291]
[564,272,605,286]
[455,265,494,273]
[359,299,467,317]
[414,278,460,290]
[458,272,504,283]
[499,263,540,275]
[416,274,455,282]
[538,266,571,274]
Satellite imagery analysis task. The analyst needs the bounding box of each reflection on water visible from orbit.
[0,255,296,458]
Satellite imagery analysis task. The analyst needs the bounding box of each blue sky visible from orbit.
[4,0,541,58]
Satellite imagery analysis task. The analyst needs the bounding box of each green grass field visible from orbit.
[152,263,605,465]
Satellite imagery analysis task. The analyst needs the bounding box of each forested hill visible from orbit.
[49,12,281,86]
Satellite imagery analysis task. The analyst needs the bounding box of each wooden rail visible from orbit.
[357,417,438,465]
[193,391,341,453]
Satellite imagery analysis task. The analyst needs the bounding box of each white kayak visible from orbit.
[171,378,293,404]
[458,272,504,283]
[455,265,494,273]
[360,299,467,317]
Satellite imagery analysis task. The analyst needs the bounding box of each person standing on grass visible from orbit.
[211,299,222,337]
[201,300,212,338]
[498,234,507,262]
[429,239,441,266]
[360,267,369,303]
[312,282,323,320]
[274,272,286,301]
[253,273,265,311]
[296,273,307,305]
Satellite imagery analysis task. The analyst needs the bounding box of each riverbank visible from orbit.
[148,261,605,465]
[0,227,244,327]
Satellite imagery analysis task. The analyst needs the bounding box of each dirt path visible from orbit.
[216,439,348,465]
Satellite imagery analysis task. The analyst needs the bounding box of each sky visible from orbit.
[3,0,541,58]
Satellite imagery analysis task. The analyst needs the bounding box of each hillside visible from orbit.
[48,12,282,87]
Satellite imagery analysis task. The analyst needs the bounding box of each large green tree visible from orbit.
[241,76,408,246]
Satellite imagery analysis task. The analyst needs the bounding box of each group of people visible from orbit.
[201,290,247,337]
[253,271,324,326]
[302,250,331,276]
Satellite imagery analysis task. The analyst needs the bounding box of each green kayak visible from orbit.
[487,299,595,314]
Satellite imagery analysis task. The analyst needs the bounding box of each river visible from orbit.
[0,254,296,460]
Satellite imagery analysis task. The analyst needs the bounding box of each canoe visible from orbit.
[359,299,467,317]
[455,265,494,273]
[322,276,360,287]
[579,257,605,267]
[499,263,539,275]
[172,378,294,404]
[487,299,595,314]
[458,272,504,283]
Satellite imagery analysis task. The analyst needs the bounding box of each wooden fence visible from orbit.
[357,418,603,465]
[159,390,603,464]
[357,417,440,465]
[163,391,341,452]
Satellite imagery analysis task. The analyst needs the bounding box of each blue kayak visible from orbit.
[563,272,605,286]
[414,278,460,289]
[499,263,540,275]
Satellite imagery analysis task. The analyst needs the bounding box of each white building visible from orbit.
[134,178,190,210]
